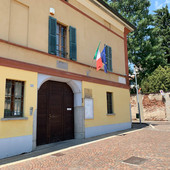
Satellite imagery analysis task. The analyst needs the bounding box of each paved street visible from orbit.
[0,121,170,169]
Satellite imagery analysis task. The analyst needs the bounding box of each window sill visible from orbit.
[106,113,116,116]
[1,117,28,121]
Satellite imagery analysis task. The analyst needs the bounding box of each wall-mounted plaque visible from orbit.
[85,98,94,119]
[57,61,68,70]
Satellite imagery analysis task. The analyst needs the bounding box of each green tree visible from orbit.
[153,5,170,65]
[104,0,167,81]
[141,65,170,93]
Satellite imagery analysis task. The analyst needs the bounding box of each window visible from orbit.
[4,80,24,118]
[105,45,112,72]
[106,92,113,114]
[48,16,77,61]
[56,23,67,58]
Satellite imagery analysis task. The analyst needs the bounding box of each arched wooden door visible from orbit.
[37,81,74,146]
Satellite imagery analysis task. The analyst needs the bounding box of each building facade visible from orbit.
[0,0,134,159]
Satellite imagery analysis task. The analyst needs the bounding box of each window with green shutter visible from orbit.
[105,45,112,72]
[49,17,77,60]
[69,26,77,61]
[49,16,57,55]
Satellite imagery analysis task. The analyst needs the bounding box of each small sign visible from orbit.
[57,61,68,70]
[67,108,72,111]
[118,76,126,84]
[30,84,34,87]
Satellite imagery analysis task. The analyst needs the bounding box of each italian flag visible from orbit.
[94,42,103,71]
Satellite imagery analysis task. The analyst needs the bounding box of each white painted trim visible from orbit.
[32,109,37,150]
[1,117,28,121]
[85,122,131,138]
[0,135,32,159]
[37,74,82,94]
[37,74,82,108]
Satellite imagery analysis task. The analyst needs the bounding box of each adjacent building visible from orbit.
[0,0,135,159]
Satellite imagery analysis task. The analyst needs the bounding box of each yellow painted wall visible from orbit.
[83,81,131,128]
[0,0,130,138]
[9,0,29,46]
[0,0,126,75]
[0,0,10,40]
[0,66,37,138]
[0,42,119,83]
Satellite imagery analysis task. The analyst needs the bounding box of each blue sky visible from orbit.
[149,0,170,13]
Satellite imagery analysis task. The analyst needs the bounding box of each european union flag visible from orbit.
[101,46,107,73]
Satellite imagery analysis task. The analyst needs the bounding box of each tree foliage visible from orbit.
[141,65,170,93]
[104,0,169,82]
[153,5,170,65]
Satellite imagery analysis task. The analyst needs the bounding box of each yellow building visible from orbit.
[0,0,135,159]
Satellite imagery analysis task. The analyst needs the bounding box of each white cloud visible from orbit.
[155,0,170,9]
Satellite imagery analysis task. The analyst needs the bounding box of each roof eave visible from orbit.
[96,0,136,31]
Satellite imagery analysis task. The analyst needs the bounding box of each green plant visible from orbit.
[141,65,170,93]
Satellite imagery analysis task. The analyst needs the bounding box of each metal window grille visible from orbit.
[105,45,112,72]
[4,80,24,118]
[56,23,67,58]
[107,92,113,114]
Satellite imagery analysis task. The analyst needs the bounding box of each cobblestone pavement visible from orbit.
[0,121,170,170]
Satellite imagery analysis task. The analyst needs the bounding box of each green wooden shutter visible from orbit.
[69,26,77,61]
[108,46,112,71]
[105,45,112,72]
[49,16,56,55]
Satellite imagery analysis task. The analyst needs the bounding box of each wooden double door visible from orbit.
[37,81,74,146]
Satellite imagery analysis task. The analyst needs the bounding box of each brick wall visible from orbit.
[130,92,170,121]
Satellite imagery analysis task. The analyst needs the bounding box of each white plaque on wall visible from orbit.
[85,98,94,119]
[118,76,126,84]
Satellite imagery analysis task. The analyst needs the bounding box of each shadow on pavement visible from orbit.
[132,122,149,129]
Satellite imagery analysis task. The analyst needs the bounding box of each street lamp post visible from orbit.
[134,66,141,124]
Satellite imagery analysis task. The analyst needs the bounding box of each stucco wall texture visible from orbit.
[0,0,127,75]
[0,66,37,139]
[83,81,131,128]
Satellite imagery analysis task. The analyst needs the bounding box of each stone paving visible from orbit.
[0,121,170,169]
